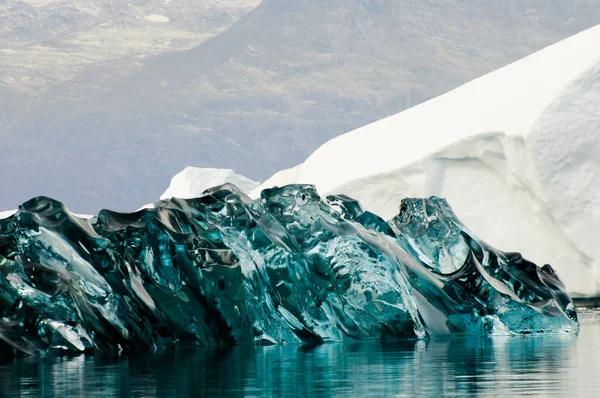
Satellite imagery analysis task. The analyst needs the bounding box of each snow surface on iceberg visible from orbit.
[161,167,260,200]
[255,25,600,297]
[0,186,577,356]
[0,210,16,220]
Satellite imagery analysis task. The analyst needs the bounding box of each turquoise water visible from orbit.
[1,310,599,397]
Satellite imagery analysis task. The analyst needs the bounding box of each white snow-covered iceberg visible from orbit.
[0,210,17,219]
[161,167,259,200]
[255,25,600,297]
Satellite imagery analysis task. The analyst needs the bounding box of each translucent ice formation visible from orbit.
[0,185,578,356]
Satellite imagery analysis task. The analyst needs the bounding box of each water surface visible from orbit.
[2,310,599,397]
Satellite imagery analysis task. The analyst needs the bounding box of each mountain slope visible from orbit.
[3,0,600,213]
[256,25,600,296]
[0,0,260,131]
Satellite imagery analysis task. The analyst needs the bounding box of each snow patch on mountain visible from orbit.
[144,15,170,23]
[255,25,600,297]
[161,167,259,200]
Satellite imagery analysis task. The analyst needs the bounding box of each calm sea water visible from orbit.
[1,310,599,397]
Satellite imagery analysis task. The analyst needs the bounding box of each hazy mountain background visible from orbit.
[2,0,600,213]
[0,0,259,129]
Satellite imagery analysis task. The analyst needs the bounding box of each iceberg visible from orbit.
[255,25,600,297]
[161,167,260,200]
[0,210,16,220]
[0,185,577,356]
[138,167,260,211]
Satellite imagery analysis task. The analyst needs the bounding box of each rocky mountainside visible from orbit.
[0,0,259,129]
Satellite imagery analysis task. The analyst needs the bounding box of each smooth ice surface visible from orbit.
[161,167,260,200]
[0,185,578,356]
[255,24,600,297]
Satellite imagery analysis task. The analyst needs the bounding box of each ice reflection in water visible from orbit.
[2,311,600,397]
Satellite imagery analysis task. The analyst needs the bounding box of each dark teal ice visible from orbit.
[0,184,578,355]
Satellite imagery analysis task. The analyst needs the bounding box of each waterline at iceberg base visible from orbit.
[0,184,578,356]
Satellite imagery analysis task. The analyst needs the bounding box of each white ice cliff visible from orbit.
[255,25,600,297]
